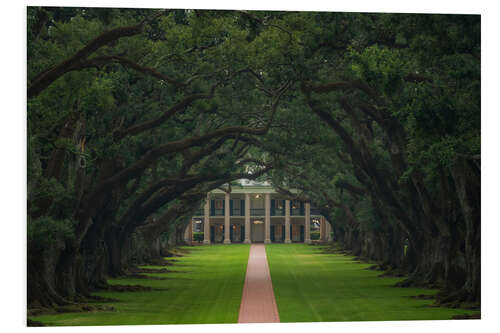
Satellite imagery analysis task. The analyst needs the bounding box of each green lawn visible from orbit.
[266,243,479,322]
[31,243,479,326]
[31,244,250,326]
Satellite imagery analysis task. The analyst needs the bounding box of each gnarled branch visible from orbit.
[28,10,167,99]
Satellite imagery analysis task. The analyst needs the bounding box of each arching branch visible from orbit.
[28,10,167,99]
[112,68,275,141]
[72,55,186,88]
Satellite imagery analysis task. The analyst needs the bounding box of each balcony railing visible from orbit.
[271,209,285,216]
[213,209,224,216]
[250,208,265,216]
[231,208,243,216]
[195,206,321,217]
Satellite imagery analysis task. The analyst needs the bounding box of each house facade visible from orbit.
[184,184,332,244]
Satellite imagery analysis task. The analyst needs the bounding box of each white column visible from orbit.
[244,193,251,243]
[285,199,291,243]
[224,192,231,244]
[264,193,271,244]
[325,219,332,242]
[319,216,325,242]
[190,220,193,243]
[304,202,311,244]
[183,220,191,243]
[203,194,210,244]
[189,220,193,244]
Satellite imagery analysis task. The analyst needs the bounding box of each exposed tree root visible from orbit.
[394,276,431,288]
[131,267,170,274]
[55,304,116,313]
[437,288,471,303]
[83,295,118,303]
[97,284,167,292]
[435,289,480,309]
[378,268,406,278]
[27,307,53,317]
[320,244,348,254]
[409,294,436,300]
[141,258,174,266]
[366,264,388,271]
[27,319,47,327]
[125,273,167,280]
[164,248,188,257]
[451,313,481,319]
[28,303,116,317]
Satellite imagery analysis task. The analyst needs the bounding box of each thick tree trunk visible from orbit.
[333,224,345,244]
[127,230,164,264]
[79,219,111,289]
[105,227,128,277]
[449,157,481,302]
[27,239,70,307]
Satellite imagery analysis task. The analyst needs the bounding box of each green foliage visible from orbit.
[310,231,320,240]
[28,217,75,248]
[26,9,480,305]
[349,46,409,97]
[193,232,204,242]
[32,178,66,201]
[355,197,379,232]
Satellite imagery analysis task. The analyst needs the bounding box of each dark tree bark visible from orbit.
[448,157,481,302]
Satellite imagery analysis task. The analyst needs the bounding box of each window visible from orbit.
[276,200,284,210]
[215,199,223,209]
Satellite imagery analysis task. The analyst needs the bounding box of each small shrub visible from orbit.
[193,232,204,242]
[311,231,320,240]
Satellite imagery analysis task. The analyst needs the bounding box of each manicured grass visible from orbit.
[32,244,250,326]
[32,243,479,326]
[266,244,479,322]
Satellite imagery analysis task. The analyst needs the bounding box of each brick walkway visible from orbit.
[238,244,280,323]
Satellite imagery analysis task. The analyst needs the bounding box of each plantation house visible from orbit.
[184,184,332,244]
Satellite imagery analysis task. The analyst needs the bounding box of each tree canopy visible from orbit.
[27,7,480,309]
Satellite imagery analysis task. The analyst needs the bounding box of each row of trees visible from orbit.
[27,8,480,308]
[265,13,480,304]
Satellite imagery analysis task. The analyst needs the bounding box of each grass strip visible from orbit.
[32,244,250,326]
[266,243,479,322]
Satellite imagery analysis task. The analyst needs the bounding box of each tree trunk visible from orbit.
[27,239,70,307]
[449,157,481,302]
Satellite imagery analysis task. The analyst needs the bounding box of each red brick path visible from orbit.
[238,244,280,323]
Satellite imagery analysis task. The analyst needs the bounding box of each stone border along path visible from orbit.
[238,244,280,323]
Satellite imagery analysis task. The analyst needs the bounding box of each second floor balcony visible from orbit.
[250,208,265,216]
[193,199,321,217]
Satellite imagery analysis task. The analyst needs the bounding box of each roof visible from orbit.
[210,183,299,194]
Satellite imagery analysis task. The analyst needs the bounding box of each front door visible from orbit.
[270,225,275,242]
[251,222,265,242]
